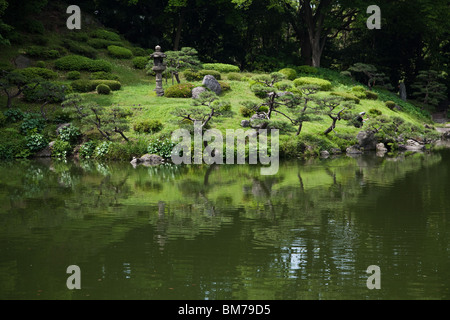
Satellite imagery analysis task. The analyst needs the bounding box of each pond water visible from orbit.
[0,151,449,300]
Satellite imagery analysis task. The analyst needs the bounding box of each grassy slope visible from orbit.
[0,21,440,159]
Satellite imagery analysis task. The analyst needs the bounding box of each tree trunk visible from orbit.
[40,101,49,120]
[173,9,185,51]
[115,128,129,142]
[296,121,303,136]
[324,116,338,135]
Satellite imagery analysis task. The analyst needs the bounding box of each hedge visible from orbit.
[89,71,120,81]
[91,29,121,41]
[54,55,112,72]
[25,46,61,60]
[202,63,240,73]
[107,45,133,59]
[87,38,122,49]
[15,67,58,80]
[293,77,332,91]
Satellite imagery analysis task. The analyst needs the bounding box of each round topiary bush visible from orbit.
[132,56,149,69]
[218,81,231,92]
[107,45,133,59]
[165,83,195,98]
[385,101,396,110]
[66,71,81,80]
[96,84,111,95]
[279,68,297,81]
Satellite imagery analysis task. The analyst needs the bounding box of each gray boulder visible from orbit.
[192,86,207,99]
[357,130,377,150]
[34,141,55,158]
[202,75,221,95]
[14,55,32,69]
[376,143,388,153]
[346,146,363,154]
[404,139,425,152]
[241,120,250,128]
[250,113,268,129]
[320,150,330,158]
[131,154,165,167]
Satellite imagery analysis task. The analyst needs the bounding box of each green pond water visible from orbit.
[0,151,449,300]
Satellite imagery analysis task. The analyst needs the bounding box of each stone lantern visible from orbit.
[150,45,167,96]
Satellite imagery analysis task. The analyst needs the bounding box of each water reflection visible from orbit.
[0,152,449,299]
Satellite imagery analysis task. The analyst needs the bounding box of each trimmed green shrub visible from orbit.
[365,91,378,100]
[55,55,112,72]
[198,69,221,80]
[87,38,122,49]
[279,68,297,81]
[183,70,202,81]
[369,108,382,116]
[90,80,121,91]
[164,83,195,98]
[71,79,121,92]
[258,106,269,113]
[130,47,148,57]
[66,71,81,80]
[351,85,366,92]
[202,63,240,73]
[330,92,360,104]
[70,79,93,92]
[107,45,133,59]
[227,72,243,81]
[96,84,111,95]
[91,29,121,41]
[67,31,90,42]
[62,39,97,58]
[293,77,332,91]
[89,71,120,81]
[35,61,46,68]
[88,60,113,72]
[297,65,319,74]
[16,67,58,80]
[132,56,149,69]
[385,101,396,110]
[133,120,163,134]
[240,106,255,118]
[219,81,231,92]
[25,46,61,60]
